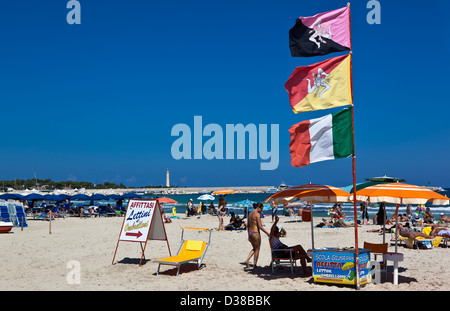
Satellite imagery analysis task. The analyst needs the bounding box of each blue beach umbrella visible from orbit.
[90,193,108,200]
[106,194,122,200]
[56,194,71,200]
[0,193,25,200]
[24,193,44,200]
[231,199,255,208]
[43,194,65,202]
[121,192,141,199]
[71,193,91,200]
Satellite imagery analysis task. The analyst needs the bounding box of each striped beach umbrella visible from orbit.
[355,182,449,251]
[230,199,255,208]
[264,184,351,203]
[354,183,449,206]
[212,189,236,195]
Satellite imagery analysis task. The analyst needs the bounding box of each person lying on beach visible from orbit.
[397,223,433,240]
[366,225,396,233]
[317,218,355,228]
[269,216,312,276]
[244,203,270,269]
[430,224,450,238]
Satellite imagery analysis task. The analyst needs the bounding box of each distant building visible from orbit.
[166,169,170,187]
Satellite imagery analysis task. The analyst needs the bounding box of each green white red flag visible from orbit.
[289,108,353,168]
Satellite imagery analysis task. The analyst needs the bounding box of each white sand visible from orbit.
[1,213,448,291]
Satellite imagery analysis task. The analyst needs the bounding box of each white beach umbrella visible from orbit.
[197,194,215,201]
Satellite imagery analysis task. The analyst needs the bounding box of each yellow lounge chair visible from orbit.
[154,227,212,276]
[422,227,444,248]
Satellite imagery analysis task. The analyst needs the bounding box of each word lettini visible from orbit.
[171,116,279,170]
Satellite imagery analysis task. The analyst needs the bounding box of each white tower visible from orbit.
[166,168,170,187]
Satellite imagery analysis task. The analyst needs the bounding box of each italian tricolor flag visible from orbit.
[289,108,354,168]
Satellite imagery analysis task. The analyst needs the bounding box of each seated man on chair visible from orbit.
[270,216,312,276]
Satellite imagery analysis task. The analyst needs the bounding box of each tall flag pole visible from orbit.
[286,3,361,289]
[347,2,361,290]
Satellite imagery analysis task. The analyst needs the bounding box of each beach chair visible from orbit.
[269,239,297,275]
[422,227,445,248]
[363,242,388,284]
[15,205,28,227]
[0,205,11,222]
[154,227,212,276]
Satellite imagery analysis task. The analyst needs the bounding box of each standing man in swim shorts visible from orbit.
[244,203,270,269]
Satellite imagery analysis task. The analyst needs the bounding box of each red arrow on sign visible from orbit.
[125,231,143,239]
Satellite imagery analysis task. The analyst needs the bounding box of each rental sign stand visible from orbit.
[112,199,171,266]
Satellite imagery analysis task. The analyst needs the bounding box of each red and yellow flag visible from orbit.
[284,54,352,113]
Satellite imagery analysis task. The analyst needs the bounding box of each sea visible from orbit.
[138,189,450,220]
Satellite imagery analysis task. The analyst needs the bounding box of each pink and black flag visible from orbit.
[289,6,351,57]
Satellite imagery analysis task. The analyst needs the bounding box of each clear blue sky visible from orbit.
[0,0,449,188]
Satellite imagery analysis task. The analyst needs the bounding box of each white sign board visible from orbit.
[118,199,165,243]
[112,199,171,266]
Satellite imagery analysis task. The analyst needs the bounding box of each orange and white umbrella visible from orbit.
[355,182,448,252]
[264,184,352,252]
[212,189,236,195]
[354,183,449,206]
[157,197,178,204]
[264,183,351,203]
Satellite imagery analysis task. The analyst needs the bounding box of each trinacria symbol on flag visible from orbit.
[308,18,332,48]
[306,68,330,99]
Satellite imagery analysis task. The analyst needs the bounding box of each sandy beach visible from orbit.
[1,211,448,292]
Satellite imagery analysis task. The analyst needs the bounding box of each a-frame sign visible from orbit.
[112,199,171,266]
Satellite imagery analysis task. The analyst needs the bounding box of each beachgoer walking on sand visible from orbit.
[271,201,278,223]
[360,202,369,225]
[244,202,269,269]
[217,202,226,230]
[186,199,194,217]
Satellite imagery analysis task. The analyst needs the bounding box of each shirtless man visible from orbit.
[244,203,270,269]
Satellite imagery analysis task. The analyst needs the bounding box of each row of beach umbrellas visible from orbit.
[263,182,449,255]
[0,192,143,202]
[264,182,449,206]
